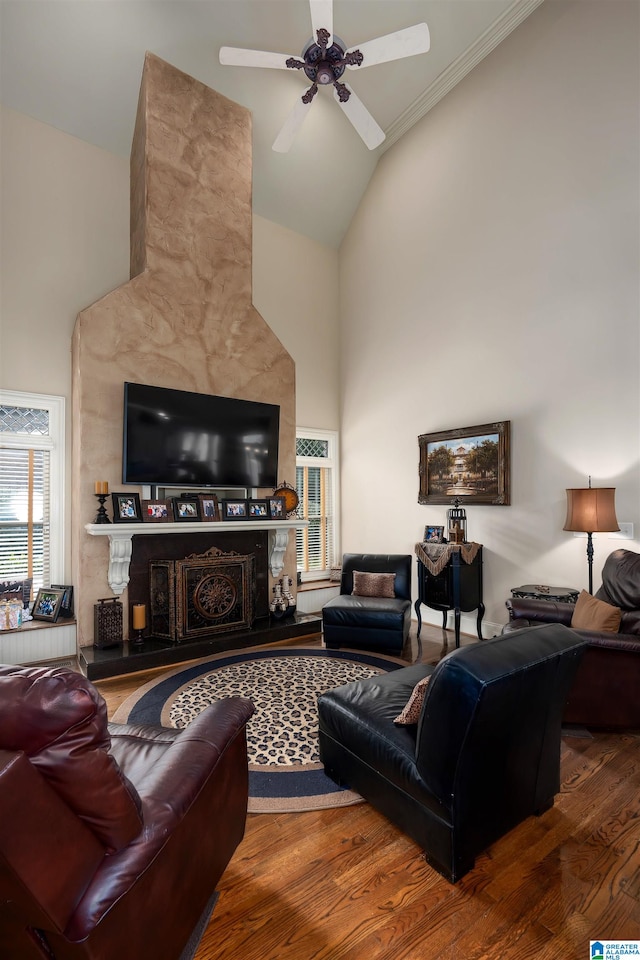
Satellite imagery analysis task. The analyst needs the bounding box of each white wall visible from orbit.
[252,214,340,431]
[0,106,131,394]
[0,107,340,581]
[0,106,131,579]
[339,0,640,634]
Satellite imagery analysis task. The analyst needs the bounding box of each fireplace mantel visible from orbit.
[85,520,307,596]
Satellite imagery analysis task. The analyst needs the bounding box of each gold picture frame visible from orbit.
[419,421,510,505]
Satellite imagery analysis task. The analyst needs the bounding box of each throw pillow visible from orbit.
[570,589,621,633]
[352,571,396,598]
[394,675,431,725]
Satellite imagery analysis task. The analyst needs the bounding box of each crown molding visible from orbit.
[381,0,546,153]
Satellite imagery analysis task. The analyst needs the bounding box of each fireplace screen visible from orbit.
[150,547,256,642]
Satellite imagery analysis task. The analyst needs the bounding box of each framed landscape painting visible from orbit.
[418,421,510,505]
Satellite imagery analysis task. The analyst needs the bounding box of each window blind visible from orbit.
[295,463,335,575]
[0,446,50,592]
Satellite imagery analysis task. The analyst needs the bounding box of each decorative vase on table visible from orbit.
[270,576,296,619]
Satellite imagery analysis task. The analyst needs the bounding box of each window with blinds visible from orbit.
[295,430,339,580]
[0,395,63,596]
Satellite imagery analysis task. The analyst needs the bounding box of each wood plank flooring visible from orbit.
[96,626,640,960]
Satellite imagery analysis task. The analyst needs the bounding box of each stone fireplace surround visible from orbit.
[72,54,312,674]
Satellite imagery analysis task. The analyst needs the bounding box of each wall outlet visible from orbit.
[610,522,634,540]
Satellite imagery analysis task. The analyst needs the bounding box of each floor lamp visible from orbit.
[563,478,619,594]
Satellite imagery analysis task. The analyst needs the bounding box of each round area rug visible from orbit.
[112,645,404,813]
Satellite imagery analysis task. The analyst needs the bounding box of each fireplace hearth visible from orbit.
[79,611,322,680]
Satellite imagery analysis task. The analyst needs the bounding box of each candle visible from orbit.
[94,481,109,495]
[132,604,146,630]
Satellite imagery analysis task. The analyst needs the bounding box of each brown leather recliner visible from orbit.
[506,549,640,730]
[0,664,255,959]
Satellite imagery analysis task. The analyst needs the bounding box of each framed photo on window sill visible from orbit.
[31,588,65,623]
[50,584,74,618]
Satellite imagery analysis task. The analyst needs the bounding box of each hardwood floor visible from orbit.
[96,626,640,960]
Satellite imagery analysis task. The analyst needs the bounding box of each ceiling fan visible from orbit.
[219,0,430,152]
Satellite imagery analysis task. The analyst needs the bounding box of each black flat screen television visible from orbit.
[123,382,280,489]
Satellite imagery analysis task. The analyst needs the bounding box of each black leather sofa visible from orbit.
[318,623,586,882]
[322,553,412,654]
[506,549,640,729]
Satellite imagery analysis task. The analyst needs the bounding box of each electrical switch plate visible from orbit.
[610,522,634,539]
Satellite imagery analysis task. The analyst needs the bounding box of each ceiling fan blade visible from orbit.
[272,96,314,153]
[346,22,430,69]
[334,85,385,150]
[309,0,333,44]
[219,47,295,70]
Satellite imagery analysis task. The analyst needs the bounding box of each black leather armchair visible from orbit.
[0,664,255,959]
[318,623,585,882]
[322,553,412,654]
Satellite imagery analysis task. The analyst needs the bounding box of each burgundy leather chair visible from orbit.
[0,664,255,959]
[506,549,640,729]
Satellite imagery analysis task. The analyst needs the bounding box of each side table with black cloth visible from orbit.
[505,548,640,730]
[318,623,586,883]
[322,553,412,654]
[414,542,484,647]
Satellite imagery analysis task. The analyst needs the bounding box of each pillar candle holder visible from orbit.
[93,493,111,524]
[131,603,146,645]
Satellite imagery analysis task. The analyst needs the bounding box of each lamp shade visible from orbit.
[563,487,619,533]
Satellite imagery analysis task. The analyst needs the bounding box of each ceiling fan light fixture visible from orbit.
[219,0,430,152]
[316,62,335,84]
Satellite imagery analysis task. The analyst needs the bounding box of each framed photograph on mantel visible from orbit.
[221,499,248,520]
[142,499,171,523]
[248,499,269,520]
[198,494,220,522]
[267,496,285,519]
[418,421,510,506]
[111,492,143,523]
[172,496,201,522]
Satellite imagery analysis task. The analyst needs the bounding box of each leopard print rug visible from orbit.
[165,654,383,766]
[113,646,404,812]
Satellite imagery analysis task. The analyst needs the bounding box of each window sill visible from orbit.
[298,580,334,592]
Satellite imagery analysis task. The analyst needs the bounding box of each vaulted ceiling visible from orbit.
[0,0,543,246]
